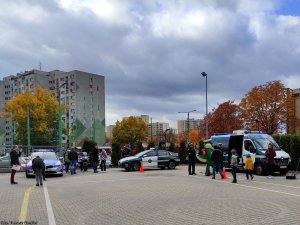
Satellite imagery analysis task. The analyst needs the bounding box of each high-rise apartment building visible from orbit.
[148,122,170,137]
[0,69,105,146]
[123,114,149,125]
[106,125,115,140]
[177,118,201,135]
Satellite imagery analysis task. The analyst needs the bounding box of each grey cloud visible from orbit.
[0,0,299,127]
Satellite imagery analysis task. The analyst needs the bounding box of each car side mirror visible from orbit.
[143,155,147,158]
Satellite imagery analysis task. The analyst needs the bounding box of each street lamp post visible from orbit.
[58,83,66,156]
[178,110,196,143]
[201,72,208,139]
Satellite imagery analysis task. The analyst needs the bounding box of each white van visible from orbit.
[207,130,291,175]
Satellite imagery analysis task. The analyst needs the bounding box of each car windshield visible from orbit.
[31,152,57,160]
[134,150,151,158]
[251,135,281,151]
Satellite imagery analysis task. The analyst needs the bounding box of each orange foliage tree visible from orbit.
[200,101,243,138]
[112,116,147,149]
[190,129,200,146]
[2,85,66,145]
[239,81,288,134]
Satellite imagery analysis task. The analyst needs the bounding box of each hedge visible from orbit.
[273,135,300,171]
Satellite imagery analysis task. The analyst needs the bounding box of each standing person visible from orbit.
[211,144,223,179]
[100,149,108,172]
[68,148,78,175]
[92,147,99,173]
[187,143,196,175]
[231,149,238,183]
[265,143,276,178]
[10,146,20,184]
[244,153,254,180]
[32,156,45,186]
[204,143,213,176]
[64,149,70,173]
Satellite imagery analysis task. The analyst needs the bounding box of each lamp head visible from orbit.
[201,72,207,77]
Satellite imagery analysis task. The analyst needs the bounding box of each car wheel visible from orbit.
[254,163,264,176]
[168,161,176,170]
[133,162,140,171]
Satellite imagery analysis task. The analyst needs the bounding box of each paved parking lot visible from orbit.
[1,165,300,225]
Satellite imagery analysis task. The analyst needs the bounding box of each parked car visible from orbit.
[26,149,64,178]
[118,149,180,171]
[0,155,27,172]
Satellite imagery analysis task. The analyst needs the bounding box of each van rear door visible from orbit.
[228,135,244,166]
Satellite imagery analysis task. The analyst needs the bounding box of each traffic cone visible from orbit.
[139,164,144,173]
[222,167,228,179]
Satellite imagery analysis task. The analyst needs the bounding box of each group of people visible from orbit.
[10,145,45,186]
[187,142,277,183]
[63,147,108,174]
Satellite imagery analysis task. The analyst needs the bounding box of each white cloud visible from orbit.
[57,0,132,25]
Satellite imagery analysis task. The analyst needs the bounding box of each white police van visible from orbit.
[208,130,291,175]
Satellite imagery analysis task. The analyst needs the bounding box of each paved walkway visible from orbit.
[0,165,300,225]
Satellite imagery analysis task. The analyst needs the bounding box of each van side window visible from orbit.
[244,140,255,151]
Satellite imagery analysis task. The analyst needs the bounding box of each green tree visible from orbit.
[179,140,187,163]
[168,142,176,152]
[111,142,121,167]
[112,116,147,149]
[147,141,155,149]
[2,85,67,146]
[82,139,97,154]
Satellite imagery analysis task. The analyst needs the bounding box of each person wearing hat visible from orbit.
[187,143,196,175]
[244,153,254,180]
[230,149,238,183]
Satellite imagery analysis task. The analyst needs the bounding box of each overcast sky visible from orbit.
[1,0,300,128]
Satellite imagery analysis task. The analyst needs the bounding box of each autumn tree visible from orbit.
[190,129,200,146]
[239,81,288,134]
[199,101,243,138]
[2,85,66,146]
[112,116,147,150]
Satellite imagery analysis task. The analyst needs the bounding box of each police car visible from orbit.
[26,149,64,178]
[118,149,180,171]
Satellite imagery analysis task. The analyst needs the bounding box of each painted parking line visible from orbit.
[19,186,34,222]
[193,175,300,197]
[44,184,56,225]
[241,179,300,189]
[47,176,161,186]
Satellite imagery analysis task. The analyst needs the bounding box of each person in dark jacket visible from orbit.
[32,156,45,186]
[211,144,224,179]
[230,149,238,183]
[265,143,276,178]
[10,146,20,184]
[68,148,78,175]
[187,143,196,175]
[91,148,99,173]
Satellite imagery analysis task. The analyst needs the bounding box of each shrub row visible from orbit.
[273,135,300,171]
